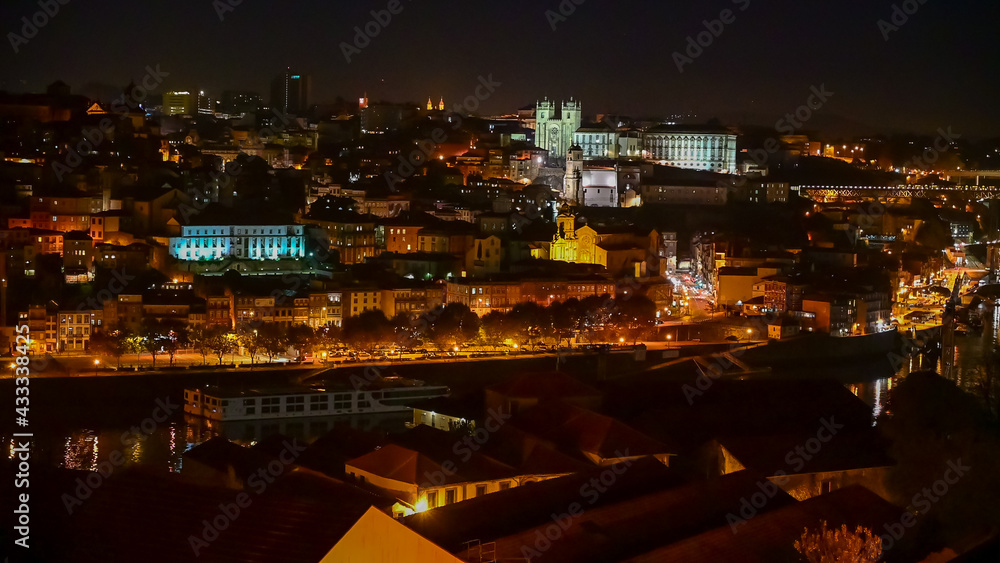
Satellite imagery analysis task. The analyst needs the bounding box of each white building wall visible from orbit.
[581,186,618,207]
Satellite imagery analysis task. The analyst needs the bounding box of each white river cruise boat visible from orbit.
[184,377,450,422]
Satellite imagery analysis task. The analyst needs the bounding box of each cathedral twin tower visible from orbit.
[536,97,582,161]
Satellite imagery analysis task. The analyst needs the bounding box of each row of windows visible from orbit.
[425,482,510,507]
[179,237,302,247]
[186,227,300,236]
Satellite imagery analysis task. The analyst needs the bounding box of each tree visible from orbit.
[287,324,316,358]
[390,312,416,348]
[207,328,235,366]
[794,521,881,563]
[258,322,288,363]
[162,320,189,367]
[613,294,657,344]
[579,294,614,343]
[315,324,342,356]
[342,310,392,352]
[238,324,263,365]
[506,302,550,348]
[551,298,583,346]
[189,326,214,366]
[479,311,508,349]
[138,319,172,369]
[89,326,130,369]
[429,303,480,350]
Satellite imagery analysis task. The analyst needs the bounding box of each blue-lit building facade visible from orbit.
[170,224,306,261]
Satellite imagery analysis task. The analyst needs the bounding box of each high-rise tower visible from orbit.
[270,69,311,115]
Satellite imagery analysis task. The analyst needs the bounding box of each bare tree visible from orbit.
[794,521,882,563]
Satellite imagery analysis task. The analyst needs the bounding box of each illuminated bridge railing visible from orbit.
[797,185,1000,198]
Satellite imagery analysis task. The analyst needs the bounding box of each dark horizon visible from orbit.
[3,0,999,139]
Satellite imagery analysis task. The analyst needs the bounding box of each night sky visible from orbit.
[3,0,999,137]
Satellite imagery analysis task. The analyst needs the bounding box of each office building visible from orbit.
[270,69,311,115]
[163,91,194,116]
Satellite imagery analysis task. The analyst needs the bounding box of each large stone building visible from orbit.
[573,123,643,160]
[549,207,656,276]
[565,150,645,207]
[169,223,306,261]
[535,98,581,161]
[643,125,737,174]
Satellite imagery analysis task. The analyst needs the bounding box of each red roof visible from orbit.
[346,444,449,485]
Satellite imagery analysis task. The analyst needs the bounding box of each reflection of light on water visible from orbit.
[63,432,98,470]
[873,379,884,425]
[127,434,143,464]
[954,343,962,387]
[993,306,1000,346]
[167,424,181,473]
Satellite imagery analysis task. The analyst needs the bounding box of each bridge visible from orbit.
[798,184,1000,199]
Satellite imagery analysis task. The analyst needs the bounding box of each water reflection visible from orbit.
[848,377,893,424]
[55,425,186,474]
[32,413,412,476]
[950,303,996,394]
[62,432,98,471]
[184,412,411,447]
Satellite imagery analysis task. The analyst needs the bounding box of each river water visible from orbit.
[5,329,993,476]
